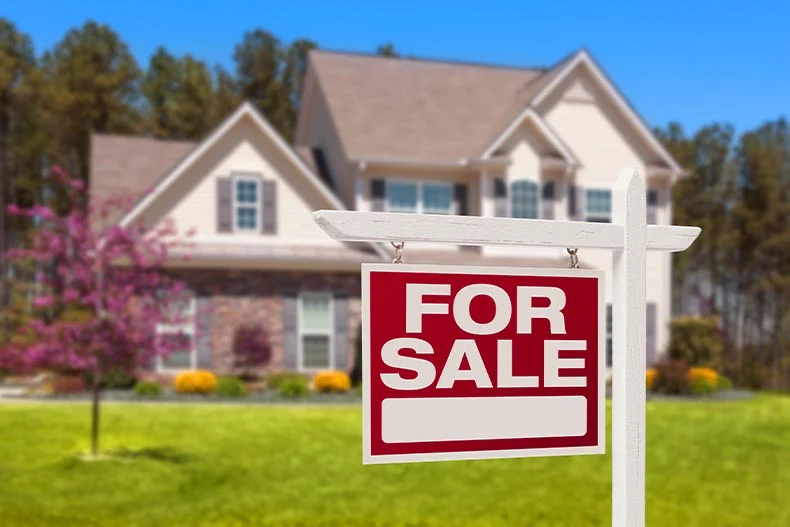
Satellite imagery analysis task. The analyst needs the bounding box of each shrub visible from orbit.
[133,381,161,397]
[668,316,723,370]
[717,375,734,391]
[266,371,307,390]
[215,376,248,398]
[174,370,217,394]
[350,322,362,386]
[646,368,658,391]
[652,359,691,395]
[232,324,273,377]
[312,370,352,393]
[83,367,137,390]
[691,377,717,396]
[689,367,718,386]
[278,377,309,398]
[51,374,87,394]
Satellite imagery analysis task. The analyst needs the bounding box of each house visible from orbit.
[89,48,683,376]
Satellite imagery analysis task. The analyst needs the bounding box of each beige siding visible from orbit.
[140,114,346,249]
[539,66,671,355]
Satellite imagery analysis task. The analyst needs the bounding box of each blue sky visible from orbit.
[5,0,788,135]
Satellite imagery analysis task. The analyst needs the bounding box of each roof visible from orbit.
[309,50,548,164]
[90,134,197,226]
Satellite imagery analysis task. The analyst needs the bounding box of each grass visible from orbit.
[0,396,788,527]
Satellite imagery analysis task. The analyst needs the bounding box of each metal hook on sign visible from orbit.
[567,248,579,269]
[392,241,405,264]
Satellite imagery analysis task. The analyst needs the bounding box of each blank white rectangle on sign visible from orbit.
[381,396,587,444]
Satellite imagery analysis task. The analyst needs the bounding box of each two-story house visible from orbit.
[89,48,684,376]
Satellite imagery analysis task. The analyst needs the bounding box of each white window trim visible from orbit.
[232,175,262,232]
[297,292,334,373]
[508,178,542,219]
[155,297,197,373]
[584,188,613,223]
[385,179,454,215]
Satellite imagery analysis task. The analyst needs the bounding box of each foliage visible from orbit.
[718,375,734,391]
[215,376,247,398]
[278,377,309,398]
[689,367,719,386]
[174,370,217,395]
[83,367,137,390]
[1,397,790,526]
[652,359,691,395]
[691,377,717,396]
[51,374,86,394]
[231,324,273,375]
[312,370,351,393]
[266,370,307,390]
[646,368,658,391]
[133,381,161,397]
[350,322,362,386]
[668,316,723,370]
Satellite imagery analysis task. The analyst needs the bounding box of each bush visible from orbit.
[278,377,309,398]
[215,376,248,398]
[232,324,273,377]
[312,370,352,393]
[691,377,717,396]
[689,367,718,386]
[83,367,138,390]
[174,370,217,394]
[266,371,307,390]
[668,316,723,370]
[717,375,734,391]
[51,374,87,394]
[652,359,691,395]
[646,368,658,391]
[133,381,161,397]
[350,322,362,386]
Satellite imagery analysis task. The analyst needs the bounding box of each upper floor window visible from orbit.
[299,293,333,370]
[585,189,612,222]
[234,176,260,231]
[510,180,539,219]
[386,180,452,214]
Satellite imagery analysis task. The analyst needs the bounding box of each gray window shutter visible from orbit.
[646,303,657,367]
[282,292,299,371]
[453,184,468,215]
[195,296,213,369]
[494,178,508,217]
[572,185,586,221]
[333,293,350,372]
[647,189,659,224]
[541,181,555,220]
[261,180,277,234]
[217,178,233,233]
[371,179,386,212]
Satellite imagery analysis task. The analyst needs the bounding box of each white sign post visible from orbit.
[313,167,700,527]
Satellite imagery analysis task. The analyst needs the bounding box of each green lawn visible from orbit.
[0,396,788,527]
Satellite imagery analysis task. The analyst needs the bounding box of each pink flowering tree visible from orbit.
[3,167,195,456]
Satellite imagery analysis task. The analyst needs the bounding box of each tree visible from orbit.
[3,167,193,455]
[231,324,272,380]
[376,42,400,57]
[141,47,178,138]
[210,65,240,128]
[41,21,142,184]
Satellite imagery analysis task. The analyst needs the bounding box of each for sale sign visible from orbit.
[362,264,605,464]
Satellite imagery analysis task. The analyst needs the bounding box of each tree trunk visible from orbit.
[90,370,101,456]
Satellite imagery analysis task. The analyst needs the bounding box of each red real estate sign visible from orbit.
[362,264,606,464]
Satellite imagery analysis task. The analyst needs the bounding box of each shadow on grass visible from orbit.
[108,446,192,464]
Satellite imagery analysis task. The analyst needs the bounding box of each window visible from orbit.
[386,180,453,214]
[234,177,260,231]
[299,293,333,370]
[647,189,659,206]
[585,189,612,222]
[606,304,613,367]
[510,180,539,219]
[156,297,196,372]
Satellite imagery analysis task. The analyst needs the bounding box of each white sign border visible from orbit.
[362,263,607,465]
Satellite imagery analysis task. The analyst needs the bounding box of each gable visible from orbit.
[134,113,347,248]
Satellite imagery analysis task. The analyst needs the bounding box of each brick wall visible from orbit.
[174,268,361,374]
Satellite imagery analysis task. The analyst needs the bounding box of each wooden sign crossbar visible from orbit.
[312,167,701,527]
